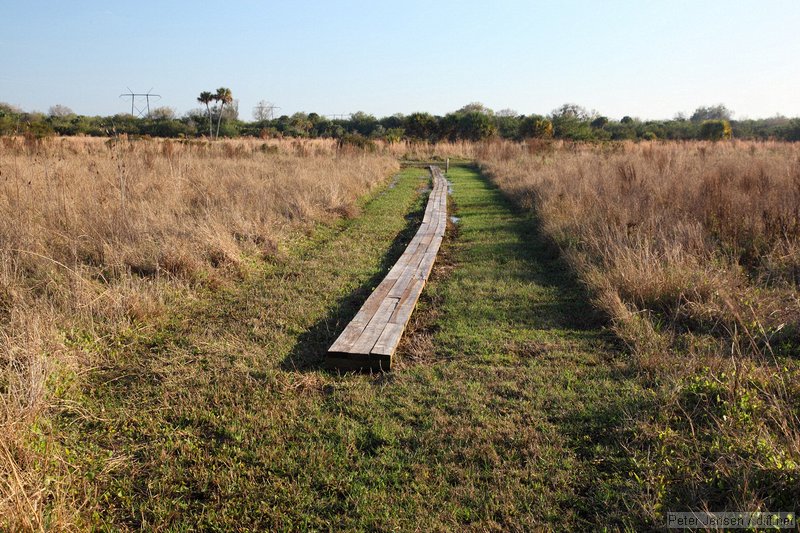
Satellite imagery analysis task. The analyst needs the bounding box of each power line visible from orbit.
[119,87,161,118]
[253,101,280,120]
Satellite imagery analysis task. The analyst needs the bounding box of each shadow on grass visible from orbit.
[464,162,606,332]
[280,199,427,373]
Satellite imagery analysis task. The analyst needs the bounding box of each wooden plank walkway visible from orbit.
[327,166,448,371]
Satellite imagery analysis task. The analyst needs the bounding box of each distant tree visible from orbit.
[213,87,233,139]
[551,103,589,120]
[349,111,378,136]
[550,104,592,140]
[691,104,733,123]
[699,119,733,140]
[404,112,438,140]
[661,119,698,140]
[222,99,239,121]
[380,113,404,130]
[494,112,522,139]
[289,112,313,136]
[252,100,274,122]
[456,102,494,116]
[0,102,23,115]
[384,127,405,143]
[606,121,637,140]
[48,104,74,118]
[24,119,55,139]
[782,119,800,141]
[457,112,497,140]
[621,115,635,124]
[496,108,518,118]
[197,91,214,137]
[519,115,553,139]
[149,106,176,120]
[590,116,609,129]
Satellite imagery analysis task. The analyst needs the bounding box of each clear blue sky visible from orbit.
[2,0,799,120]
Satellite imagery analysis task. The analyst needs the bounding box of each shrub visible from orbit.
[782,118,800,141]
[699,119,732,140]
[519,116,553,139]
[337,133,376,152]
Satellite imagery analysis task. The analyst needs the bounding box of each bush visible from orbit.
[699,120,732,140]
[456,112,497,141]
[781,119,800,142]
[337,133,376,152]
[519,116,553,139]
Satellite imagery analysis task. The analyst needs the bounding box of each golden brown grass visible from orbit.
[0,135,398,529]
[385,139,477,160]
[479,139,800,518]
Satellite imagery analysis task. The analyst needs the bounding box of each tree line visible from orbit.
[2,100,799,143]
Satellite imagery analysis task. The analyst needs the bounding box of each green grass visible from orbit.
[54,164,649,530]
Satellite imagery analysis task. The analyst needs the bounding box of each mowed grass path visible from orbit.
[60,165,646,530]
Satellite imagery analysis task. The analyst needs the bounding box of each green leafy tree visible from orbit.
[289,112,313,137]
[404,112,438,140]
[380,113,404,130]
[457,112,497,141]
[550,104,593,140]
[494,110,522,139]
[349,111,378,136]
[691,104,733,123]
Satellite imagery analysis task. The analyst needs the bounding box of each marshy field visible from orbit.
[1,136,798,529]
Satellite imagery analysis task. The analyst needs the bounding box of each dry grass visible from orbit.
[479,139,800,517]
[0,135,398,529]
[385,139,477,161]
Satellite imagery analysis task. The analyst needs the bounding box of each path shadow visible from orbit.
[280,197,427,373]
[465,164,652,526]
[464,163,608,333]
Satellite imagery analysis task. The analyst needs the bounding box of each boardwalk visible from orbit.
[327,166,448,370]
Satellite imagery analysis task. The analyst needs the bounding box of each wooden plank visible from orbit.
[347,296,400,354]
[388,279,425,325]
[417,251,438,281]
[327,165,448,370]
[328,282,394,352]
[371,323,405,356]
[325,353,391,372]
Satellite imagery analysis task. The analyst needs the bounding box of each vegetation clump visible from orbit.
[700,119,733,140]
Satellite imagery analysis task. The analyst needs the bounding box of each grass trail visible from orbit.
[57,164,647,530]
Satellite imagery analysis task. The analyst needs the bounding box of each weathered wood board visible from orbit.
[327,166,448,371]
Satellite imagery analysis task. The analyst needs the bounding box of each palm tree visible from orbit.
[214,87,233,139]
[197,91,214,138]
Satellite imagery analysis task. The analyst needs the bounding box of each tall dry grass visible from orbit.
[479,140,800,519]
[0,135,398,528]
[384,139,477,160]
